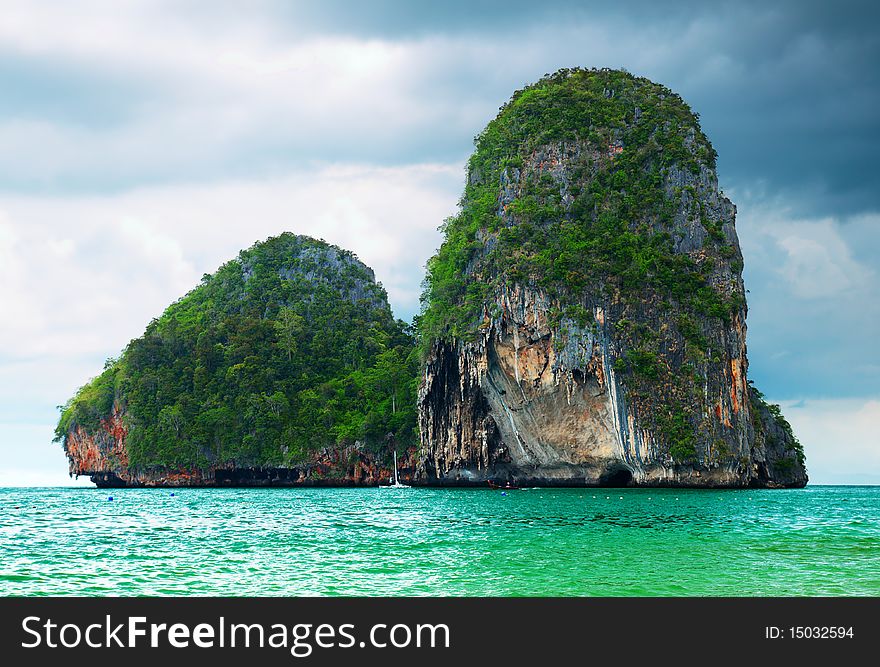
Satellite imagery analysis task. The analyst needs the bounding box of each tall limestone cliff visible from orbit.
[56,233,419,487]
[417,68,806,488]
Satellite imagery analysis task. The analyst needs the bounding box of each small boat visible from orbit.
[381,451,410,489]
[487,480,519,490]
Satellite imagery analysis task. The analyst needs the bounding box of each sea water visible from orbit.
[1,486,877,596]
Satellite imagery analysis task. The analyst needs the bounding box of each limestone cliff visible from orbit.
[417,68,806,487]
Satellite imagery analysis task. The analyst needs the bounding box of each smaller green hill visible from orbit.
[55,233,418,471]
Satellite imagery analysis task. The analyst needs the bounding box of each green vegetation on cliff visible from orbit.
[418,68,749,463]
[420,67,737,342]
[55,234,418,470]
[749,383,806,468]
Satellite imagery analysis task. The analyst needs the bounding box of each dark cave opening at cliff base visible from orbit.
[598,466,634,487]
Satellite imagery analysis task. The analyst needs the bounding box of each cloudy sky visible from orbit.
[1,0,877,485]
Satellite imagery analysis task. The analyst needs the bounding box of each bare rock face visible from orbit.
[417,68,806,488]
[64,405,130,480]
[418,285,756,487]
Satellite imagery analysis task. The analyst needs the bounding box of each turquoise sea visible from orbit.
[1,486,877,596]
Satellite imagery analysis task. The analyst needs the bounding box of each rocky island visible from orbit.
[57,68,806,488]
[56,234,420,486]
[417,68,806,488]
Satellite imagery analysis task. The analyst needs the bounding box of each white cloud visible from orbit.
[0,214,48,352]
[774,220,874,299]
[734,200,880,402]
[0,423,93,487]
[0,468,93,488]
[738,205,875,300]
[779,398,880,485]
[0,6,485,183]
[0,160,458,363]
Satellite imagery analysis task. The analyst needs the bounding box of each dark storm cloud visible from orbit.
[279,0,880,217]
[271,0,707,38]
[2,0,878,217]
[669,2,880,217]
[282,0,880,45]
